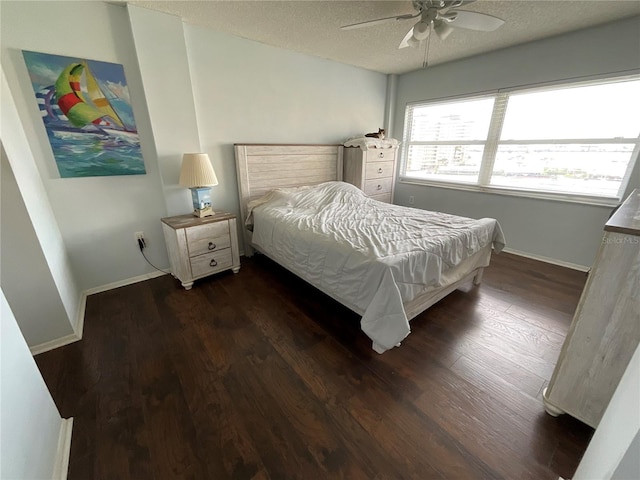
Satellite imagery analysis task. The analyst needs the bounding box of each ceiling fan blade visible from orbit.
[398,27,415,49]
[442,0,476,9]
[448,10,505,31]
[341,12,419,30]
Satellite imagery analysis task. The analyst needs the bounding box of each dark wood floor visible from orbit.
[36,252,594,479]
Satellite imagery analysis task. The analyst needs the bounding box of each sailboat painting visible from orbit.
[22,50,145,178]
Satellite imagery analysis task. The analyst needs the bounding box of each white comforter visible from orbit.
[248,182,505,353]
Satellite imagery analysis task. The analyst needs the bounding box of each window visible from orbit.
[401,77,640,203]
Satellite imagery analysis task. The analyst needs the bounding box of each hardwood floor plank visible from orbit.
[34,252,592,480]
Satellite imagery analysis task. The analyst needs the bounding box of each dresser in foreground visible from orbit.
[162,212,241,290]
[543,189,640,428]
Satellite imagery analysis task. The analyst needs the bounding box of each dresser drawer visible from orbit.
[365,161,394,180]
[364,177,393,196]
[365,148,395,162]
[369,192,392,203]
[190,249,233,278]
[186,221,230,257]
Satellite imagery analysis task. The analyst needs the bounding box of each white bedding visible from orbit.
[247,181,505,353]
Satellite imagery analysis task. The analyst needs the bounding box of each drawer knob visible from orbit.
[377,184,382,190]
[208,242,216,250]
[377,167,383,174]
[210,259,218,267]
[378,152,384,158]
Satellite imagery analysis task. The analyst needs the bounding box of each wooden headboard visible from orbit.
[234,143,344,253]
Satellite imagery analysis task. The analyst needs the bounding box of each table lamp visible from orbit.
[179,153,218,217]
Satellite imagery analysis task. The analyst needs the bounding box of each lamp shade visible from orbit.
[179,153,218,188]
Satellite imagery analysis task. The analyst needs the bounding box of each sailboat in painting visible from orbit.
[39,62,134,141]
[23,50,145,178]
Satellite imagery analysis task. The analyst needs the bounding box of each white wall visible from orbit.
[1,151,73,345]
[0,289,66,479]
[393,16,640,268]
[128,5,201,217]
[1,1,169,291]
[1,66,78,346]
[185,24,388,244]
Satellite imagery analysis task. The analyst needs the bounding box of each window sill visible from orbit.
[398,177,620,207]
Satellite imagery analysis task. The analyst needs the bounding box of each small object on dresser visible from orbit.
[179,153,218,218]
[364,128,385,139]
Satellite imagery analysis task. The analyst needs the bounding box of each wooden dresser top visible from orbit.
[605,189,640,236]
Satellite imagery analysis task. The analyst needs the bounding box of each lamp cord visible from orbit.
[138,240,172,275]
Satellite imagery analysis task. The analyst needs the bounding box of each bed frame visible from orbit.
[234,143,484,325]
[234,144,344,256]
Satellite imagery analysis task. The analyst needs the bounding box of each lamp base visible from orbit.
[189,187,214,218]
[193,206,214,218]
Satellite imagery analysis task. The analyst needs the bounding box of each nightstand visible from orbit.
[161,212,241,290]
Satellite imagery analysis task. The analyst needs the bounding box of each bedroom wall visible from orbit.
[128,5,201,217]
[393,16,640,269]
[1,151,73,346]
[184,24,388,241]
[0,1,169,292]
[1,66,77,348]
[0,289,67,479]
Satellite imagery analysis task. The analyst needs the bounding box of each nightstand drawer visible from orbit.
[365,149,395,162]
[190,249,233,278]
[365,161,394,180]
[364,177,393,196]
[186,221,230,257]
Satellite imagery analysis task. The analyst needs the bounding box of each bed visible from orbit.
[234,144,505,353]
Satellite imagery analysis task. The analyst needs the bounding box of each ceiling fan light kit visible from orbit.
[413,21,431,40]
[433,19,454,40]
[407,36,422,49]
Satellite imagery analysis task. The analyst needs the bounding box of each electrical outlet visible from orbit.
[408,196,415,205]
[134,231,145,248]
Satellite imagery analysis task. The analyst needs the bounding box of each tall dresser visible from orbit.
[543,189,640,428]
[343,145,398,203]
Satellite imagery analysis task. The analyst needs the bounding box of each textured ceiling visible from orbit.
[128,1,640,74]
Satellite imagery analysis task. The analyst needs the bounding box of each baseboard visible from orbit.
[52,417,73,480]
[31,271,168,356]
[83,269,168,296]
[502,247,590,272]
[30,332,82,356]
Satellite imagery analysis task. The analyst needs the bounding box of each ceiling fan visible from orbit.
[341,0,505,49]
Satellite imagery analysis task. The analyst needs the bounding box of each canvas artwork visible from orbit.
[22,50,146,178]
